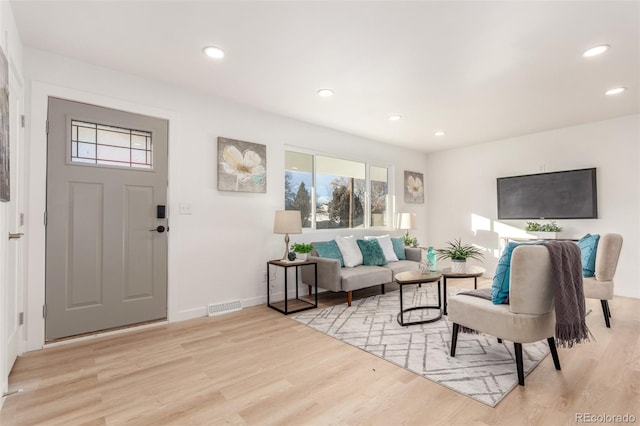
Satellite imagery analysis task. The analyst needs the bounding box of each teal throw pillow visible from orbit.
[313,240,344,267]
[491,241,541,304]
[577,234,600,277]
[356,239,387,266]
[391,237,407,260]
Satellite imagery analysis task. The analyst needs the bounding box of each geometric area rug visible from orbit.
[293,287,550,407]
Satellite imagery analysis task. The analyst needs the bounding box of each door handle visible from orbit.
[8,232,24,240]
[149,226,166,233]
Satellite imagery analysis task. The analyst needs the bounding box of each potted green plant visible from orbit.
[291,243,313,261]
[403,235,418,248]
[524,221,562,239]
[435,238,484,273]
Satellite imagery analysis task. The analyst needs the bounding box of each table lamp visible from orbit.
[397,212,416,238]
[274,210,302,260]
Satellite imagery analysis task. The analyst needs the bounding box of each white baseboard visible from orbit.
[172,307,208,322]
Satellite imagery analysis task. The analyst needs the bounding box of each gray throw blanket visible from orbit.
[457,242,590,347]
[541,241,591,347]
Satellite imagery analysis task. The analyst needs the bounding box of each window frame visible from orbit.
[66,117,155,172]
[284,148,394,231]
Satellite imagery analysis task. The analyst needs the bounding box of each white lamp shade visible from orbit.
[396,212,416,230]
[274,210,302,234]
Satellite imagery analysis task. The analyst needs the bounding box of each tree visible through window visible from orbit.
[284,151,313,227]
[285,150,389,229]
[325,177,364,228]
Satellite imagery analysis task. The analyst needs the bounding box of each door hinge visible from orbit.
[44,211,47,226]
[45,120,49,134]
[20,115,25,128]
[20,212,24,226]
[43,305,47,319]
[18,312,24,325]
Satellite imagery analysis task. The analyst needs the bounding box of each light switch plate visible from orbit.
[179,202,192,215]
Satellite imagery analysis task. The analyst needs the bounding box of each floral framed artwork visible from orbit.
[217,137,267,193]
[404,171,424,204]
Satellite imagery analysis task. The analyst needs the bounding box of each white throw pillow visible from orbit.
[335,235,363,268]
[365,235,399,262]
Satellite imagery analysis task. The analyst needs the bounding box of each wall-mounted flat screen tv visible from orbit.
[497,168,598,219]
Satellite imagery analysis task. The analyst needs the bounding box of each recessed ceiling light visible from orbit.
[317,89,334,97]
[388,115,402,121]
[583,44,610,58]
[605,87,626,95]
[434,131,445,136]
[203,46,225,59]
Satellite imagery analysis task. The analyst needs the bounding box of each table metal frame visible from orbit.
[442,266,486,315]
[267,260,317,315]
[396,271,443,326]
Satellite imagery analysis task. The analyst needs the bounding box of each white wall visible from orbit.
[24,48,429,350]
[426,115,640,298]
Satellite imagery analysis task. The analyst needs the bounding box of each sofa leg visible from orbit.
[497,338,503,343]
[547,337,561,370]
[514,342,524,386]
[381,284,385,295]
[347,291,352,307]
[450,323,459,357]
[601,300,611,328]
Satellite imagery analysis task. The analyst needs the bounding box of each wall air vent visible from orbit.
[207,300,242,317]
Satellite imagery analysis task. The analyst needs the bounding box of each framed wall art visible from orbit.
[404,170,424,204]
[217,137,266,193]
[0,47,8,202]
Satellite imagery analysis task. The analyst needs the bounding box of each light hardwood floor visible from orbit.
[2,280,639,425]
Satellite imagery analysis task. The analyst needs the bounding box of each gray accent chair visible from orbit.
[448,245,561,386]
[582,233,623,328]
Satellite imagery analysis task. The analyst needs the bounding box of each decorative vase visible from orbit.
[451,259,466,273]
[296,253,308,261]
[427,247,437,272]
[287,252,297,261]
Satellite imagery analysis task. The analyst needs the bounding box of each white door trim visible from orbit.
[26,81,180,351]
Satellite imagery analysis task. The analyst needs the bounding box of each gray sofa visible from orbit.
[301,244,422,306]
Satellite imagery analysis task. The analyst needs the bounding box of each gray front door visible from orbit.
[45,97,168,341]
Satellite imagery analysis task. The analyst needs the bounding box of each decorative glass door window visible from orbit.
[71,120,152,169]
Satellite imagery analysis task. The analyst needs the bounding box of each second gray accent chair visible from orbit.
[582,233,623,328]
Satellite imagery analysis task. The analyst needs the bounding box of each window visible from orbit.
[285,150,391,229]
[285,151,313,227]
[71,120,152,169]
[370,166,389,227]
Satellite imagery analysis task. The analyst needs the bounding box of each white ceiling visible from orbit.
[10,1,640,152]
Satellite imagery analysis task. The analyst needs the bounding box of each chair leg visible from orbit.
[450,323,460,357]
[601,300,611,328]
[514,343,524,386]
[347,291,352,307]
[547,337,561,370]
